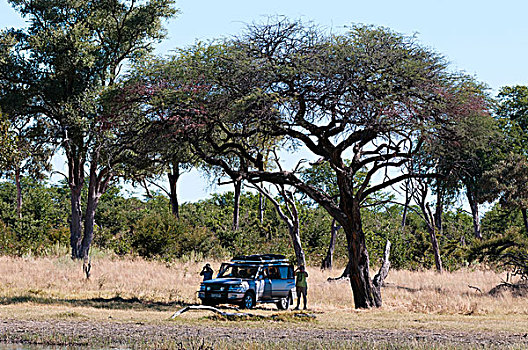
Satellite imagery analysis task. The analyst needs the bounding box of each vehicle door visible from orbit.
[271,265,295,298]
[258,267,272,300]
[267,265,285,298]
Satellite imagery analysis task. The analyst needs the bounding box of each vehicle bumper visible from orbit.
[198,292,245,303]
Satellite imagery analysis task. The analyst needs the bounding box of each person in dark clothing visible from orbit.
[200,263,214,281]
[294,265,308,310]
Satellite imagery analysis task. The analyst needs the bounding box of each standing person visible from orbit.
[294,265,308,310]
[200,263,214,281]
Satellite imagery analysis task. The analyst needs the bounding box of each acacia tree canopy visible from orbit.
[131,19,490,308]
[0,0,177,259]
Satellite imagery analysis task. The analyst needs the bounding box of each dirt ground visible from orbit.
[1,317,528,349]
[2,257,528,349]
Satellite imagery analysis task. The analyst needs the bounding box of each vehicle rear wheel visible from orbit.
[276,292,291,310]
[240,291,255,309]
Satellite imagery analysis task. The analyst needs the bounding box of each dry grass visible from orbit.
[0,254,203,304]
[1,253,528,335]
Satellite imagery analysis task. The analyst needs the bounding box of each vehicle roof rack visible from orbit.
[231,254,289,263]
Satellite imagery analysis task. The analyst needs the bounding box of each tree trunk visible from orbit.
[69,154,84,260]
[434,190,443,233]
[321,218,339,270]
[252,183,306,267]
[70,185,83,259]
[80,150,112,260]
[81,190,100,259]
[428,225,443,273]
[67,143,86,260]
[466,191,482,240]
[372,240,391,307]
[341,193,377,308]
[168,162,180,218]
[401,179,411,229]
[415,181,443,273]
[289,223,306,267]
[522,208,528,234]
[258,190,265,224]
[232,179,241,231]
[15,166,22,220]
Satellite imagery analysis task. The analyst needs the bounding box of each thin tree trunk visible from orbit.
[80,150,112,260]
[522,208,528,234]
[168,162,180,218]
[288,196,305,267]
[434,190,443,233]
[251,182,306,266]
[428,225,443,273]
[321,218,339,270]
[70,186,83,259]
[258,190,265,224]
[68,152,84,260]
[401,179,411,229]
[81,191,99,259]
[232,179,241,231]
[467,191,482,240]
[372,240,391,307]
[289,223,306,267]
[15,166,22,220]
[415,181,443,273]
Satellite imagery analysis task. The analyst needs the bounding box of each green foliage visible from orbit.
[362,205,474,271]
[0,180,70,255]
[129,211,218,259]
[0,177,499,270]
[467,226,528,279]
[481,203,525,238]
[0,110,16,170]
[496,85,528,153]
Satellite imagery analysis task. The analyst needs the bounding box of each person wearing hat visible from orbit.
[294,265,308,310]
[200,263,214,281]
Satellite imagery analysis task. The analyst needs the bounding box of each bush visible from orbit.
[128,211,222,260]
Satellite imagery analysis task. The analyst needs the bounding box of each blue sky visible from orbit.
[1,0,527,201]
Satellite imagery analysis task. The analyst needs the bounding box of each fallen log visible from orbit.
[170,305,316,320]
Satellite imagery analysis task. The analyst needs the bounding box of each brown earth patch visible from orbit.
[1,319,527,349]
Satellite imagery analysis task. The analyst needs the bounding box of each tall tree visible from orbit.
[0,0,176,259]
[484,86,528,233]
[430,79,497,240]
[0,110,16,172]
[120,57,198,219]
[135,20,489,308]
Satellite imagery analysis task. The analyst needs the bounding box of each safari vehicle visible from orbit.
[198,254,296,309]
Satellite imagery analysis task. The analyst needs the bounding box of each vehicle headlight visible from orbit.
[228,284,245,292]
[199,284,205,292]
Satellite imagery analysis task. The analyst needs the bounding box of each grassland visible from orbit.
[1,252,528,349]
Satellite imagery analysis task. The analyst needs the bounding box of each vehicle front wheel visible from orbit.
[276,293,291,310]
[240,291,255,309]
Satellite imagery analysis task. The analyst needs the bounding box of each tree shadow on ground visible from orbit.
[0,294,194,311]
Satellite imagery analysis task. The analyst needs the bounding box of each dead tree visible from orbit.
[412,179,443,273]
[249,182,306,267]
[321,219,340,270]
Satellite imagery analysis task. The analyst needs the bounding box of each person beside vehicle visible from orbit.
[200,263,214,281]
[294,265,308,310]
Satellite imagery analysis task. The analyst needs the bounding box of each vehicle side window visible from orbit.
[268,266,281,279]
[259,267,269,279]
[278,266,291,279]
[288,266,294,279]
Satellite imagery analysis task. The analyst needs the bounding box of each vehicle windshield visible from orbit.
[218,265,258,279]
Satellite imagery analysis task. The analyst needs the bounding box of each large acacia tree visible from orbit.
[0,0,176,259]
[130,20,489,308]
